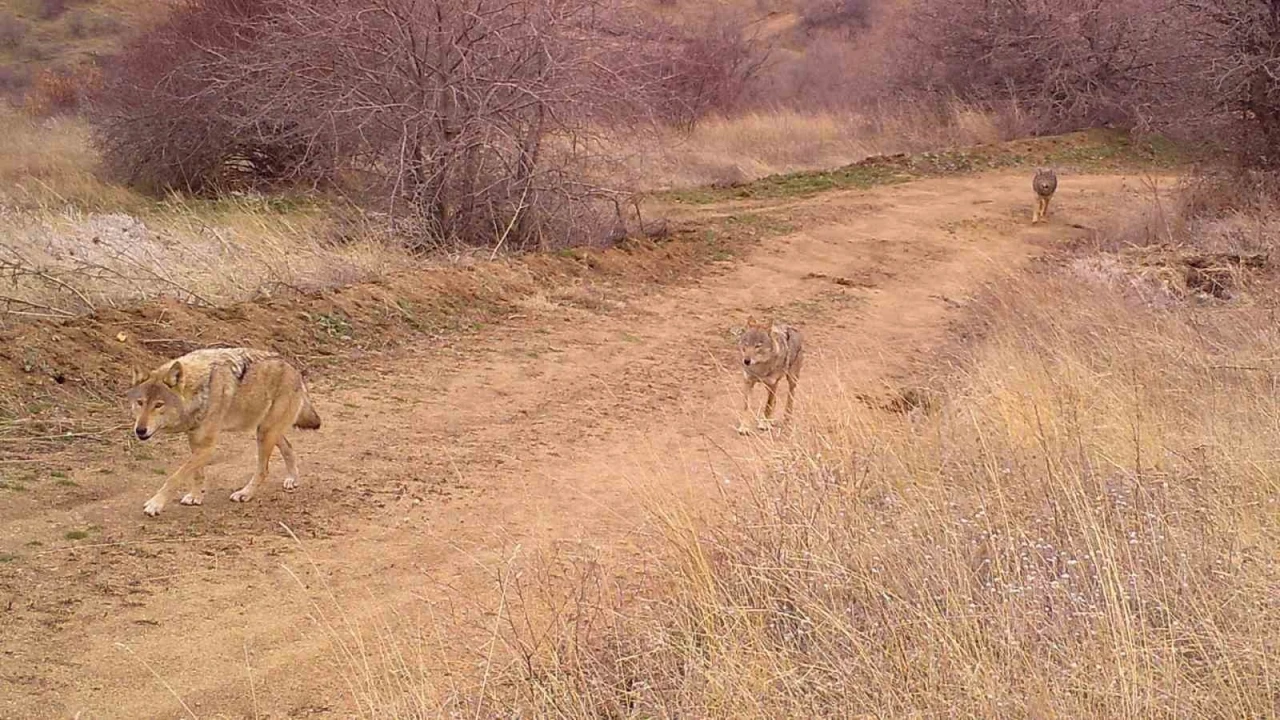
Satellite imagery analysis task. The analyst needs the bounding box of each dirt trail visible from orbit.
[0,171,1154,719]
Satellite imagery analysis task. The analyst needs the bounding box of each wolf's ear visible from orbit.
[163,361,183,388]
[746,315,758,328]
[131,365,148,386]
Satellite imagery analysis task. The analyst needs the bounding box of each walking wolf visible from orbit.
[126,348,321,517]
[1032,167,1058,224]
[736,317,803,434]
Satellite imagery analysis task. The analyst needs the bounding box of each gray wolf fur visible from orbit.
[126,347,321,517]
[1032,168,1058,224]
[736,317,803,434]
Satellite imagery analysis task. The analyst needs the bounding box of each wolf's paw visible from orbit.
[229,487,255,503]
[283,476,298,491]
[143,496,166,517]
[756,417,775,431]
[735,423,753,436]
[179,492,204,506]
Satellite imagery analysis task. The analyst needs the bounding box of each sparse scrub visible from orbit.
[23,64,100,116]
[458,254,1280,717]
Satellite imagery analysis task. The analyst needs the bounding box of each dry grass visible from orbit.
[300,189,1280,719]
[0,100,1016,317]
[625,102,1007,189]
[0,104,419,318]
[498,275,1277,718]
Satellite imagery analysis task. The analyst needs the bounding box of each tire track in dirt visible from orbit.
[0,172,1159,718]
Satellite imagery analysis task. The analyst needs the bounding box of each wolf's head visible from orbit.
[737,317,777,371]
[126,362,186,441]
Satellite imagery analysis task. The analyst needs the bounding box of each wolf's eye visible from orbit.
[153,401,165,409]
[134,398,144,407]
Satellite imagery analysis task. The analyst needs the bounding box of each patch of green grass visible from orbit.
[64,529,89,541]
[0,480,27,492]
[0,553,16,563]
[660,129,1191,206]
[312,311,354,341]
[55,478,78,487]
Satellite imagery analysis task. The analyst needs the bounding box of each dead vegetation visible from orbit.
[323,179,1278,719]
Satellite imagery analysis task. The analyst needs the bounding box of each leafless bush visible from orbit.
[1168,1,1280,169]
[91,0,700,249]
[633,12,770,131]
[885,0,1189,134]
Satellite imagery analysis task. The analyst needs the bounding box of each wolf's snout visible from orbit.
[742,358,752,366]
[135,427,152,440]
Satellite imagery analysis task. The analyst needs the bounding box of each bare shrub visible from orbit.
[886,0,1189,134]
[91,0,683,249]
[605,9,769,132]
[1169,1,1280,169]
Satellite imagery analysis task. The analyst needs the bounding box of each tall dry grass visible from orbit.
[0,99,1018,317]
[300,187,1280,718]
[0,104,418,318]
[621,101,1007,190]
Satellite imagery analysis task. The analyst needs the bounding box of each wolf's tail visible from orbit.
[294,389,322,430]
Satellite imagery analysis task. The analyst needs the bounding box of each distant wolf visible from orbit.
[126,347,322,517]
[736,317,803,434]
[1031,167,1058,224]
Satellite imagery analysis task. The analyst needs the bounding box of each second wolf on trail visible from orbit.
[736,317,803,434]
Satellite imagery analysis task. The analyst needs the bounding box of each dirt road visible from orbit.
[0,170,1155,718]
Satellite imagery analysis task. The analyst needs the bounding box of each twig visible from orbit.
[115,643,199,720]
[0,293,77,318]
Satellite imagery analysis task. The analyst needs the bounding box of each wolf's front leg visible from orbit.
[736,377,755,435]
[758,381,778,430]
[179,437,210,506]
[145,438,215,517]
[179,468,207,507]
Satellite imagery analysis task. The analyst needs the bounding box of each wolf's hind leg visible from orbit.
[277,436,299,491]
[783,371,799,423]
[231,426,282,503]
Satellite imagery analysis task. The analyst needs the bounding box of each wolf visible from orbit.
[126,347,322,517]
[1031,167,1058,224]
[736,317,803,434]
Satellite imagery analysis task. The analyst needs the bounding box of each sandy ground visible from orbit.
[0,170,1158,718]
